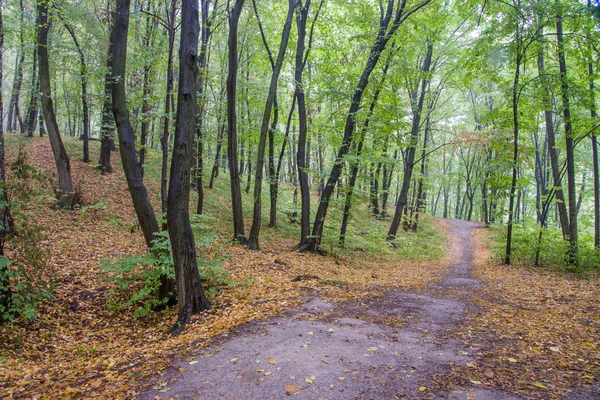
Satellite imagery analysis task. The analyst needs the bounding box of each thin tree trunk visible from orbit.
[505,20,521,266]
[161,0,177,223]
[537,28,570,238]
[305,0,431,252]
[38,0,74,208]
[227,0,247,244]
[387,41,433,241]
[556,11,578,265]
[248,0,295,249]
[63,22,90,163]
[99,2,115,174]
[7,0,25,133]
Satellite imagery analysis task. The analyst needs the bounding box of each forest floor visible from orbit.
[0,137,599,399]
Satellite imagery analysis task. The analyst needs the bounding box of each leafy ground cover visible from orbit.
[0,137,447,398]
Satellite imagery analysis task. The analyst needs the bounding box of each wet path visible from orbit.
[140,220,520,400]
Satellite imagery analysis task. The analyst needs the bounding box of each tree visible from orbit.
[247,0,296,250]
[300,0,431,252]
[226,0,247,245]
[37,0,75,208]
[168,0,211,331]
[112,0,173,302]
[556,5,579,265]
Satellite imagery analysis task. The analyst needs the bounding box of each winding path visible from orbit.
[140,220,520,399]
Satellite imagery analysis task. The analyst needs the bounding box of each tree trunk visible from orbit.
[504,21,521,266]
[38,1,74,208]
[25,25,39,138]
[139,3,157,176]
[387,42,433,242]
[7,0,25,133]
[161,0,177,223]
[195,0,216,215]
[537,29,570,238]
[339,57,391,246]
[63,22,90,163]
[248,0,295,250]
[168,0,210,332]
[556,12,578,265]
[112,0,173,303]
[99,5,115,174]
[227,0,247,244]
[306,0,431,252]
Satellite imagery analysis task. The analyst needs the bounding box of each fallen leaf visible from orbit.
[507,357,518,363]
[268,358,276,365]
[264,371,273,376]
[419,386,427,392]
[230,357,239,362]
[256,369,265,373]
[178,368,187,373]
[189,360,198,365]
[305,378,313,384]
[531,382,547,389]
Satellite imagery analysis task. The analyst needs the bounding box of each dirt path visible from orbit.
[139,220,519,399]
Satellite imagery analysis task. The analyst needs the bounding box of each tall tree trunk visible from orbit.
[306,0,431,252]
[537,28,570,238]
[387,42,433,241]
[99,3,115,174]
[227,0,247,244]
[63,22,90,163]
[339,57,391,246]
[7,0,25,133]
[247,0,295,250]
[556,12,578,265]
[195,0,217,215]
[168,0,210,332]
[37,0,74,208]
[161,0,177,223]
[25,23,39,138]
[139,3,156,176]
[505,20,522,266]
[588,0,599,249]
[294,0,312,247]
[112,0,173,302]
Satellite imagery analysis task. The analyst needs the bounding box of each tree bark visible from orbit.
[63,22,90,163]
[387,41,433,241]
[247,0,295,250]
[7,0,25,133]
[227,0,248,244]
[168,0,210,332]
[161,0,177,222]
[537,29,570,238]
[556,12,578,265]
[99,3,115,174]
[38,1,74,208]
[304,0,431,252]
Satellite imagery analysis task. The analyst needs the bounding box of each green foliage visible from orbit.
[102,231,175,318]
[492,223,600,272]
[102,213,232,317]
[0,150,54,323]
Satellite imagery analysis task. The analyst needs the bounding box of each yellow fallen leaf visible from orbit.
[507,357,518,363]
[178,368,187,373]
[264,371,273,376]
[339,377,345,381]
[230,357,238,362]
[268,358,276,365]
[189,360,198,365]
[419,386,427,392]
[305,378,313,384]
[256,369,265,373]
[531,382,547,389]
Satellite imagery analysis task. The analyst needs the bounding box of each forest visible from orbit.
[0,0,599,398]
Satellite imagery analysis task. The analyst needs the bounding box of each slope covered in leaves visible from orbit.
[0,137,448,399]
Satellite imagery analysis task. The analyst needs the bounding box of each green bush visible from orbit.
[0,149,54,323]
[102,214,234,317]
